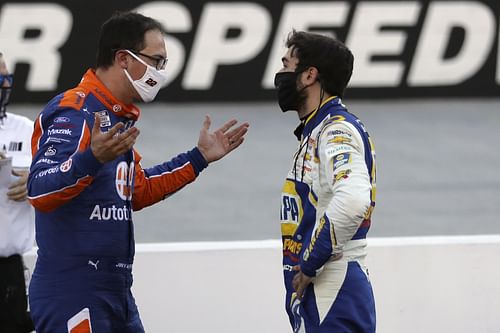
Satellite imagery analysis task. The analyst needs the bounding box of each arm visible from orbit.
[300,121,372,277]
[28,108,102,212]
[132,115,249,211]
[132,148,207,211]
[28,107,139,212]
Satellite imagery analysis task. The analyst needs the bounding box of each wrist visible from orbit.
[189,147,209,174]
[196,145,212,163]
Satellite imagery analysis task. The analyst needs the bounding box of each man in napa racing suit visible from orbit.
[27,12,248,333]
[275,31,376,332]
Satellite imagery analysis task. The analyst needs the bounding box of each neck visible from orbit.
[297,86,332,120]
[95,67,133,104]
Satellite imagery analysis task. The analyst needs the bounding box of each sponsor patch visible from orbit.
[44,146,57,156]
[327,135,352,144]
[54,116,70,123]
[44,137,71,144]
[112,104,122,113]
[36,166,59,178]
[334,169,351,183]
[333,153,351,171]
[89,204,132,221]
[60,158,72,172]
[48,128,72,136]
[325,145,355,158]
[96,110,111,128]
[35,158,58,165]
[326,129,351,137]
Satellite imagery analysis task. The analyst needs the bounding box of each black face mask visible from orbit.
[274,71,305,112]
[0,87,11,120]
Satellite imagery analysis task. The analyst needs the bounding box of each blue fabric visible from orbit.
[299,261,376,333]
[30,285,144,333]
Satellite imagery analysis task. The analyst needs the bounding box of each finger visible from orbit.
[7,185,26,197]
[92,113,102,137]
[293,265,301,272]
[116,131,139,152]
[8,177,26,189]
[228,137,245,152]
[228,125,249,145]
[225,122,249,139]
[9,190,28,202]
[115,126,139,141]
[115,127,140,146]
[296,285,304,299]
[112,129,140,153]
[218,119,238,134]
[11,169,28,177]
[203,115,211,131]
[104,121,125,139]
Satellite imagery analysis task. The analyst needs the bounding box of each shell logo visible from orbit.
[115,161,134,200]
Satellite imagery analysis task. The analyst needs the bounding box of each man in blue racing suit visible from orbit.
[27,12,248,333]
[274,31,377,332]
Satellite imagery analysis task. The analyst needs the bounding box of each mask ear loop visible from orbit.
[0,86,12,123]
[299,76,324,182]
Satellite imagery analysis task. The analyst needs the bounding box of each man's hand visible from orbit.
[292,266,313,300]
[197,115,249,163]
[7,169,28,202]
[90,114,140,163]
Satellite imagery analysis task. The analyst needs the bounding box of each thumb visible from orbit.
[203,115,211,132]
[12,169,27,177]
[92,113,101,137]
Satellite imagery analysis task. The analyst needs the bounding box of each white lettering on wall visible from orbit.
[183,3,271,89]
[262,2,350,89]
[408,1,495,85]
[0,3,72,90]
[347,2,421,87]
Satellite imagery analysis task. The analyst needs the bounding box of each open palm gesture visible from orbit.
[197,115,249,163]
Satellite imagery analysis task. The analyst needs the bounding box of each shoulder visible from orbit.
[5,112,34,129]
[318,118,364,157]
[38,91,89,127]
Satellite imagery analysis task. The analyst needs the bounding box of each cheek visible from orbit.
[129,63,147,80]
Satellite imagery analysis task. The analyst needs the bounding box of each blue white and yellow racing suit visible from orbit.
[27,69,207,332]
[280,96,376,332]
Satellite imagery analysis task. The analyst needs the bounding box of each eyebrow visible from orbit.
[151,54,167,60]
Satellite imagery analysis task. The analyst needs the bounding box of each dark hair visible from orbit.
[96,11,164,69]
[286,31,354,98]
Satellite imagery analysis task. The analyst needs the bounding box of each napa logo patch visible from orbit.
[333,153,351,171]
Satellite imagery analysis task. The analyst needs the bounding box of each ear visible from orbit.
[305,67,320,83]
[114,50,130,69]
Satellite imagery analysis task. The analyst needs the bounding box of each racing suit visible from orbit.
[27,69,207,332]
[280,96,376,332]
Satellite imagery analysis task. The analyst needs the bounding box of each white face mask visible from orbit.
[123,50,168,103]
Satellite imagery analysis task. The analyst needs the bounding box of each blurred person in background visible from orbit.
[275,31,377,332]
[0,52,36,333]
[27,11,248,333]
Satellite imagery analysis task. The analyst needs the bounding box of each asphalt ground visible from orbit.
[11,98,500,242]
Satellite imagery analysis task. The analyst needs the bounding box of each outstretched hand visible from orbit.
[90,114,140,163]
[197,115,249,163]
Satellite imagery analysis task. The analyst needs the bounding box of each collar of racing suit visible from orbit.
[79,69,141,121]
[293,96,338,141]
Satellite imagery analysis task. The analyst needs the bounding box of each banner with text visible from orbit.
[0,0,499,102]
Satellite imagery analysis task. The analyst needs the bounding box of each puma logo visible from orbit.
[88,260,99,270]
